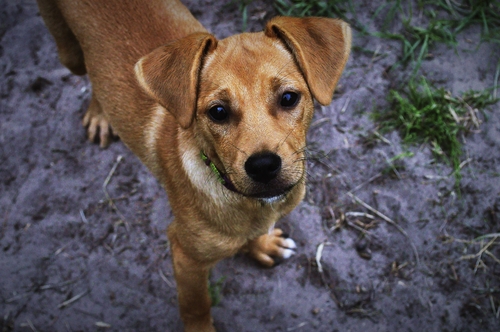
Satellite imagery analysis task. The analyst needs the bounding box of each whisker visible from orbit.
[228,141,248,157]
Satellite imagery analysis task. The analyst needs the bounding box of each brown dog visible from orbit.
[36,0,351,330]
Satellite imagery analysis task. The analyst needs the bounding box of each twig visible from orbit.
[458,158,472,170]
[494,60,499,100]
[6,292,30,303]
[347,193,420,266]
[373,130,392,145]
[79,209,88,224]
[485,250,500,265]
[344,212,378,238]
[340,95,351,113]
[368,45,382,70]
[463,101,481,128]
[448,105,460,123]
[102,155,129,232]
[287,322,308,331]
[345,212,376,219]
[27,320,38,332]
[342,173,382,198]
[159,269,174,288]
[40,275,82,290]
[310,117,331,128]
[103,155,123,202]
[58,290,89,309]
[54,241,72,256]
[474,233,500,241]
[316,242,325,274]
[95,322,112,328]
[461,236,499,274]
[344,219,375,238]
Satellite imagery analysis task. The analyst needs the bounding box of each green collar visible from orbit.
[200,151,238,193]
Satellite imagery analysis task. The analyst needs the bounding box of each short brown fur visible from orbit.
[36,0,351,330]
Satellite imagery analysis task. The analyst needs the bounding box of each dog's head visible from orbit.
[135,17,351,200]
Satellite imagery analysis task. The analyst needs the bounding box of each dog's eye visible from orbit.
[208,105,228,122]
[280,91,299,108]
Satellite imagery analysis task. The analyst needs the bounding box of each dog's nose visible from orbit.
[245,152,282,183]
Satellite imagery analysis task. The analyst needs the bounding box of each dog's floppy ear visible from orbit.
[134,33,217,128]
[265,17,351,106]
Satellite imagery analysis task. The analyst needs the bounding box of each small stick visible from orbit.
[463,236,498,261]
[102,155,129,232]
[103,155,123,202]
[340,95,351,113]
[58,290,89,309]
[448,105,460,124]
[466,236,499,274]
[41,276,81,290]
[347,193,420,266]
[344,219,375,239]
[464,102,481,128]
[342,173,382,198]
[368,45,382,70]
[348,193,392,224]
[79,209,88,224]
[474,233,500,241]
[345,212,376,219]
[287,322,308,331]
[316,242,325,274]
[6,292,30,303]
[310,117,331,128]
[458,158,472,170]
[95,322,112,328]
[344,212,378,238]
[493,60,499,100]
[159,269,174,288]
[27,320,38,332]
[476,238,497,274]
[54,241,72,256]
[373,130,392,145]
[485,250,500,265]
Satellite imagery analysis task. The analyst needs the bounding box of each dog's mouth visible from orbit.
[201,151,301,200]
[246,183,296,200]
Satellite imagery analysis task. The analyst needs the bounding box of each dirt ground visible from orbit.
[1,0,499,331]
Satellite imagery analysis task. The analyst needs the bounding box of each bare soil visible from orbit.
[1,1,499,331]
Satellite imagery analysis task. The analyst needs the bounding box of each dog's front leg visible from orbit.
[169,233,215,332]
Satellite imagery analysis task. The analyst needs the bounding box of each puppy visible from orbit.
[36,0,351,330]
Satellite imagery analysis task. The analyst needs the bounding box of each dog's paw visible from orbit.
[82,100,115,148]
[247,228,297,267]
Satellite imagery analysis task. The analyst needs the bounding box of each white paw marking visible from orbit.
[283,238,297,250]
[282,248,296,259]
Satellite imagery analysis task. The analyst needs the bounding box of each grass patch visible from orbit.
[208,276,226,306]
[374,0,500,73]
[373,77,498,184]
[376,17,457,74]
[273,0,369,32]
[273,1,499,73]
[227,0,254,31]
[422,0,500,42]
[274,0,349,18]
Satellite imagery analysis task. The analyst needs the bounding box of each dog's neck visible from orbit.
[200,151,239,194]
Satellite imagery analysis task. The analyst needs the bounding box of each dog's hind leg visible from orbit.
[244,228,297,267]
[37,0,86,75]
